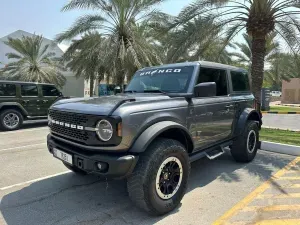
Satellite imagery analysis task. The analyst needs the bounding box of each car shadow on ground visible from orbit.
[0,120,47,133]
[0,151,295,225]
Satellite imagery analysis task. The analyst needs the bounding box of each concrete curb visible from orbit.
[262,111,300,114]
[260,141,300,156]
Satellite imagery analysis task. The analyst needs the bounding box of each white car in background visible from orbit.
[270,91,282,97]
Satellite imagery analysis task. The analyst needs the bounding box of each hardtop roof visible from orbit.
[140,61,247,72]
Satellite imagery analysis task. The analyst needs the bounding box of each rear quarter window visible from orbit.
[0,84,16,96]
[231,71,250,92]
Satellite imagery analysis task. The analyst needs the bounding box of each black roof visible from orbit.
[0,80,55,85]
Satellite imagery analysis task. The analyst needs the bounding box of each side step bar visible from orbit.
[189,141,232,162]
[205,147,225,160]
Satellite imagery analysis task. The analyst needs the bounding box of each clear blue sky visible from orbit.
[1,0,193,40]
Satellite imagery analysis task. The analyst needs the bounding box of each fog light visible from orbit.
[96,162,108,172]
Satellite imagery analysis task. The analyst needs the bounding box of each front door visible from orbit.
[192,67,235,149]
[39,85,61,116]
[20,84,41,116]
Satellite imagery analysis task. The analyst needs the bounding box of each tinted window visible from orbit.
[0,84,16,96]
[231,71,250,92]
[42,85,60,96]
[126,66,194,93]
[21,85,38,96]
[196,67,228,96]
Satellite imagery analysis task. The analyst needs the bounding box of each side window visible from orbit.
[21,84,38,96]
[196,67,228,96]
[0,84,16,96]
[42,85,60,96]
[231,71,250,92]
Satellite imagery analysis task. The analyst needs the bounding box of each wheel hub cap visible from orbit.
[247,130,257,153]
[3,113,19,129]
[156,157,183,200]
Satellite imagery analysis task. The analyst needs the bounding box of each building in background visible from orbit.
[0,30,84,97]
[282,78,300,104]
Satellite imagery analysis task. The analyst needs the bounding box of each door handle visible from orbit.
[23,100,29,103]
[225,104,234,108]
[43,100,48,103]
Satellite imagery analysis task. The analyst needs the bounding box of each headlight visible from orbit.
[96,120,113,141]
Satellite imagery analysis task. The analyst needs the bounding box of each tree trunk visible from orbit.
[250,36,267,111]
[89,77,94,97]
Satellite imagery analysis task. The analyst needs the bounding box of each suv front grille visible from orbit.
[49,110,91,143]
[50,124,89,142]
[49,110,88,126]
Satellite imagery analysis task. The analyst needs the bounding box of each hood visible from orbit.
[51,94,170,115]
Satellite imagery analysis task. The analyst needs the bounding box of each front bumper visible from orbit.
[47,134,138,179]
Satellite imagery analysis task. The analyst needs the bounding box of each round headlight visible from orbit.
[96,120,113,141]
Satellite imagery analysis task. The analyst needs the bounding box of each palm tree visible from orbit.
[63,32,109,97]
[0,35,66,87]
[174,0,300,110]
[265,53,300,90]
[56,0,163,86]
[233,33,280,69]
[149,14,232,64]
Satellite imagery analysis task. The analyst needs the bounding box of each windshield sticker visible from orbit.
[140,68,182,76]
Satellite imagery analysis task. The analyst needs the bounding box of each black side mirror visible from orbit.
[194,82,216,98]
[59,92,63,97]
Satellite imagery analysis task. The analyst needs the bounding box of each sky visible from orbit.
[0,0,194,51]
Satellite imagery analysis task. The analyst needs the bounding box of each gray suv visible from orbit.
[47,61,262,215]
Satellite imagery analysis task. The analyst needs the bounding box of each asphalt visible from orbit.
[262,114,300,131]
[0,124,297,225]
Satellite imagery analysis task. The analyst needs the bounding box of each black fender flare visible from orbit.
[234,108,262,136]
[129,121,194,153]
[0,102,28,116]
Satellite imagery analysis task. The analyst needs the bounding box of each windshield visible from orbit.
[125,66,194,93]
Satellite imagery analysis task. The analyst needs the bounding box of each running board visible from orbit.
[205,147,225,160]
[189,141,232,162]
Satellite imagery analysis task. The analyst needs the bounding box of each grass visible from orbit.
[269,106,300,112]
[260,128,300,146]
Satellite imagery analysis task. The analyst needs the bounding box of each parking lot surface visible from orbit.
[0,124,297,225]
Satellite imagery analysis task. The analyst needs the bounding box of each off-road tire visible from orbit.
[63,162,87,175]
[0,109,24,131]
[127,138,190,216]
[231,120,259,163]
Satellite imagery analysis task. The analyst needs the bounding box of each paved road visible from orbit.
[0,126,297,225]
[262,114,300,131]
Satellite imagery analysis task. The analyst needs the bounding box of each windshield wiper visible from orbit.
[143,90,168,94]
[124,90,138,93]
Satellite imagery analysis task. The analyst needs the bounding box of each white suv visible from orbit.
[271,91,282,97]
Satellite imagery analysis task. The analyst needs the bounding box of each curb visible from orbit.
[275,104,300,108]
[260,141,300,156]
[262,111,300,114]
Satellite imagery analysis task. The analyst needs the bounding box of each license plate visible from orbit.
[53,148,73,165]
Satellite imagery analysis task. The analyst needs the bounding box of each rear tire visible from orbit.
[0,109,23,131]
[231,121,259,163]
[127,138,190,216]
[63,162,87,175]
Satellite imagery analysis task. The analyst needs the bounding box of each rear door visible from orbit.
[20,84,41,116]
[0,83,17,104]
[229,70,253,119]
[40,84,61,116]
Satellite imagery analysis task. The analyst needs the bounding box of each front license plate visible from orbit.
[53,148,73,165]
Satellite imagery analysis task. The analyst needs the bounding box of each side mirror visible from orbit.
[59,92,63,97]
[194,82,216,98]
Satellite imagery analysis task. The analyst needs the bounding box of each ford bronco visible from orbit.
[47,61,262,215]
